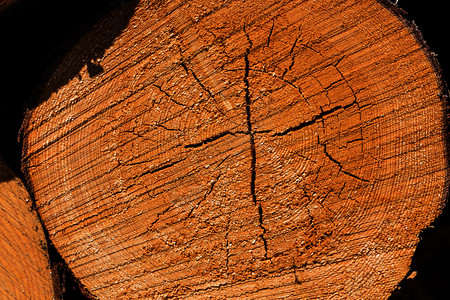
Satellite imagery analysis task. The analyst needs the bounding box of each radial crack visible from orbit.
[244,52,256,203]
[225,217,231,271]
[179,59,231,119]
[140,159,183,176]
[292,262,301,284]
[187,174,221,218]
[282,32,301,78]
[155,124,181,132]
[247,67,310,108]
[148,203,175,229]
[273,100,358,136]
[266,21,274,47]
[244,48,268,258]
[181,61,214,99]
[322,143,369,183]
[184,130,240,148]
[153,84,186,107]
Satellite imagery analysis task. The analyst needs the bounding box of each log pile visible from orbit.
[4,0,447,298]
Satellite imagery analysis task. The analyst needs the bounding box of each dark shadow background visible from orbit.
[0,0,448,298]
[388,1,450,300]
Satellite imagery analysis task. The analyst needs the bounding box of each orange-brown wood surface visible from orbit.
[0,158,54,299]
[21,0,448,298]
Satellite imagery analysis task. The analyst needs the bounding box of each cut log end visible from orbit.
[0,158,54,299]
[21,0,448,298]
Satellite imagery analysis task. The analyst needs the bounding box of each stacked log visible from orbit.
[0,158,54,299]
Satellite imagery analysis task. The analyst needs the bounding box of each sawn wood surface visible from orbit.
[21,0,448,298]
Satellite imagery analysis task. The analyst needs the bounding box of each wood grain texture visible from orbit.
[21,0,448,298]
[0,158,54,299]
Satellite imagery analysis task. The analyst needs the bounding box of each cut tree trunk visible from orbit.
[0,157,54,299]
[21,0,448,299]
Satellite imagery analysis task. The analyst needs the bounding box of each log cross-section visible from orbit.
[0,158,54,299]
[21,0,448,299]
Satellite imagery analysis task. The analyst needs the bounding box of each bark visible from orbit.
[21,0,448,299]
[0,157,54,299]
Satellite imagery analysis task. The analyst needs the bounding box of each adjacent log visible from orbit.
[21,0,448,298]
[0,157,54,299]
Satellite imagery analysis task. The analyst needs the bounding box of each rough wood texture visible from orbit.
[21,0,448,298]
[0,158,54,299]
